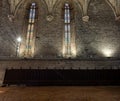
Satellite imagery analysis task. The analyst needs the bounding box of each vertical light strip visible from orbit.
[25,3,36,57]
[64,3,71,57]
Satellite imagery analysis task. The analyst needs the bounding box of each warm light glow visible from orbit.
[93,42,117,58]
[17,37,22,42]
[63,43,76,58]
[71,49,76,57]
[63,46,65,56]
[0,91,5,93]
[71,44,76,57]
[102,48,114,57]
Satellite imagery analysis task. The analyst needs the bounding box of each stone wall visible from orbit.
[0,0,120,59]
[0,0,1,6]
[0,59,120,69]
[75,0,120,58]
[0,0,17,58]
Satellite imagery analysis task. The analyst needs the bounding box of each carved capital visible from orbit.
[82,15,89,22]
[8,14,14,22]
[46,15,54,22]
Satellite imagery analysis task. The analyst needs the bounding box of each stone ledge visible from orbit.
[0,59,120,70]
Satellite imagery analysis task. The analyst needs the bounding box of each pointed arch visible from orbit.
[61,0,75,20]
[105,0,117,17]
[75,0,91,22]
[76,0,91,16]
[43,0,61,14]
[74,0,83,15]
[52,0,61,14]
[11,0,25,16]
[19,2,38,58]
[11,0,44,17]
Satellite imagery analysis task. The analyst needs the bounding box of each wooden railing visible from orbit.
[3,69,120,86]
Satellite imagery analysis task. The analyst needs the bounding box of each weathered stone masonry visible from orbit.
[0,0,120,59]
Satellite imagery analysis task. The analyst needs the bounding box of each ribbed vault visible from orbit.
[106,0,120,20]
[8,0,120,21]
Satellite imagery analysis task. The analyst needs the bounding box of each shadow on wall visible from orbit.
[39,44,58,58]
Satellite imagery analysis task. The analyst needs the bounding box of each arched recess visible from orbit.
[61,0,75,20]
[87,0,119,58]
[74,0,83,14]
[43,0,57,14]
[105,0,120,21]
[62,0,76,58]
[8,0,45,20]
[9,0,61,21]
[18,1,39,58]
[42,0,61,21]
[8,0,25,17]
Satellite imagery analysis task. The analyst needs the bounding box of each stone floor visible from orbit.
[0,86,120,101]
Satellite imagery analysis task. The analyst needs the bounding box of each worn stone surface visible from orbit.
[0,0,120,58]
[75,0,120,58]
[0,59,120,69]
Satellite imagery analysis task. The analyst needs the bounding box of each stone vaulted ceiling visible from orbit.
[44,0,61,13]
[8,0,120,21]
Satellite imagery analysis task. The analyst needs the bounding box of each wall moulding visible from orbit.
[75,0,91,22]
[8,0,120,21]
[105,0,120,21]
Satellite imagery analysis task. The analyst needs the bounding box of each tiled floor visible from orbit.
[0,86,120,101]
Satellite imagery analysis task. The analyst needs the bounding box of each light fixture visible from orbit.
[16,37,22,57]
[17,37,22,42]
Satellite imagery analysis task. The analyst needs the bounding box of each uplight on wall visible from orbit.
[17,37,22,42]
[72,49,76,57]
[16,37,22,57]
[71,45,77,57]
[102,48,114,57]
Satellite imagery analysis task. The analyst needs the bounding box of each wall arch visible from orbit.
[75,0,91,22]
[105,0,120,20]
[74,0,83,16]
[13,0,46,17]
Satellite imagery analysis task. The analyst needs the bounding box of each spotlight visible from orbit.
[17,37,22,42]
[102,48,113,57]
